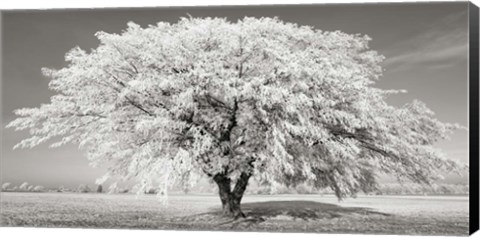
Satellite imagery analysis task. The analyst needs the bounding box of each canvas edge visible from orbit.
[469,1,479,235]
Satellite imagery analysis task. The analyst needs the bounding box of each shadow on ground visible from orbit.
[241,201,390,221]
[179,200,391,228]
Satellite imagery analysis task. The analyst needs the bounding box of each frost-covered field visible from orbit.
[0,192,468,235]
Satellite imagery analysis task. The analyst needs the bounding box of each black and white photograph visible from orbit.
[1,1,478,236]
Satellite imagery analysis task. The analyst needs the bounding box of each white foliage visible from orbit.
[2,182,12,191]
[6,17,463,200]
[19,182,29,191]
[33,185,46,192]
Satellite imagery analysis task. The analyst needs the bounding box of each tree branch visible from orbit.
[204,94,232,111]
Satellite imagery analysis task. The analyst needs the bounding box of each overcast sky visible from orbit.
[1,2,470,188]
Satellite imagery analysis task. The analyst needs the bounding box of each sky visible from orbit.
[1,2,470,188]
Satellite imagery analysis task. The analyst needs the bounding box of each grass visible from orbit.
[0,192,469,235]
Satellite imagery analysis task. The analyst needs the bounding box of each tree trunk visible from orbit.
[213,172,251,219]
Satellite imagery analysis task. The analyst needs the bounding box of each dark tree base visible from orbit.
[214,172,251,219]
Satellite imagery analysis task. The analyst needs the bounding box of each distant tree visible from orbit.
[7,17,464,218]
[27,185,34,192]
[19,182,29,191]
[57,185,65,192]
[97,185,103,193]
[145,188,157,195]
[33,185,46,192]
[77,184,91,193]
[2,182,12,191]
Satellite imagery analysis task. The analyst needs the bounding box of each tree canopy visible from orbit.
[7,17,463,217]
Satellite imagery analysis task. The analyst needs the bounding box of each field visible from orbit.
[0,192,469,235]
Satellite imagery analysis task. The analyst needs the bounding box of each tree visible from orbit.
[6,17,463,218]
[2,182,12,191]
[57,185,66,192]
[27,185,34,192]
[77,184,91,193]
[33,185,46,192]
[19,182,29,192]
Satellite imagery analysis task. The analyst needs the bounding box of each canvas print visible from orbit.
[1,2,478,236]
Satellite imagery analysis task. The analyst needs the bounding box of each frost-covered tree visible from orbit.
[57,185,66,192]
[33,185,46,192]
[77,184,91,193]
[19,182,29,192]
[7,17,463,218]
[2,182,12,191]
[27,185,34,192]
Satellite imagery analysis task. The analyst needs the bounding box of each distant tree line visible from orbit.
[1,182,107,194]
[1,182,45,192]
[2,181,468,196]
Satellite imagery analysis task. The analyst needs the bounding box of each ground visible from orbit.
[0,192,469,235]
